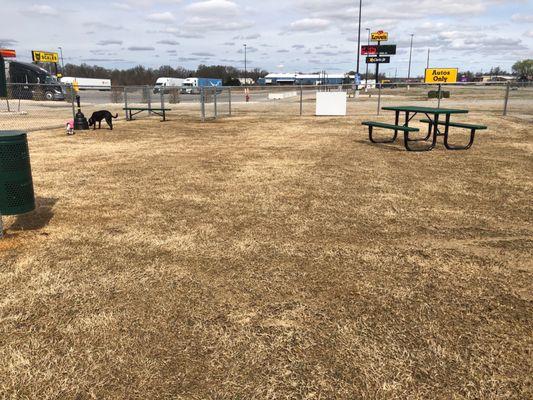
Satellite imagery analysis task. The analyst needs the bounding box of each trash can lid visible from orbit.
[0,130,27,141]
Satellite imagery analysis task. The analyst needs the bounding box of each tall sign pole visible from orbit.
[244,44,247,86]
[355,0,363,89]
[407,34,414,83]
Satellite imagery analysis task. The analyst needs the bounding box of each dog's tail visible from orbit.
[113,113,119,119]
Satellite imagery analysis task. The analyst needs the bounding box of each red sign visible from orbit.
[0,49,16,58]
[361,45,379,55]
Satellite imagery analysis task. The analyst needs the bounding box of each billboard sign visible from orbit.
[371,31,389,42]
[424,68,458,84]
[32,50,59,63]
[367,56,390,64]
[361,45,397,55]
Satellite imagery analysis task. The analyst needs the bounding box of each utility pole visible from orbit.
[365,28,370,91]
[426,48,430,69]
[244,44,247,86]
[407,34,414,88]
[355,0,363,92]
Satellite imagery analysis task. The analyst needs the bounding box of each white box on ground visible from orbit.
[316,91,347,116]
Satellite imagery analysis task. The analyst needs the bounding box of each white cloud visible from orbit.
[146,12,176,23]
[128,46,155,51]
[511,14,533,23]
[97,39,123,45]
[185,0,239,16]
[26,4,58,16]
[288,18,331,33]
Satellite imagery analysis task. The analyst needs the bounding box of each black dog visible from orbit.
[88,110,118,130]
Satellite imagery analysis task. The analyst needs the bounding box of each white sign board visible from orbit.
[316,91,347,116]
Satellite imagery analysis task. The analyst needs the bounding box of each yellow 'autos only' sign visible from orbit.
[425,68,458,84]
[371,31,388,41]
[32,50,59,63]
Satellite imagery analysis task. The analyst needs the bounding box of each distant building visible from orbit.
[481,75,517,83]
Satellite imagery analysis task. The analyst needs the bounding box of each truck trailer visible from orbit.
[60,77,112,91]
[153,77,185,94]
[182,77,222,94]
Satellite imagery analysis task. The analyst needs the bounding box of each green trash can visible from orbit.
[0,131,35,215]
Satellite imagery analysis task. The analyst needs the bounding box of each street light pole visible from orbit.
[58,46,65,70]
[365,28,370,91]
[426,48,430,69]
[407,34,414,87]
[244,44,247,86]
[355,0,362,91]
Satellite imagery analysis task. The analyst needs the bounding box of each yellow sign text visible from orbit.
[425,68,458,84]
[371,31,389,41]
[32,50,59,63]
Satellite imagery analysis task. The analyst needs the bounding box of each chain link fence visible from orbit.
[0,82,531,131]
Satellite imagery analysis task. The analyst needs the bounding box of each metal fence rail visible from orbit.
[0,82,530,132]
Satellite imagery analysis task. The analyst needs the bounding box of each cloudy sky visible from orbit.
[1,0,532,76]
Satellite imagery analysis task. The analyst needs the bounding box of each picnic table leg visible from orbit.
[443,114,476,150]
[404,112,437,152]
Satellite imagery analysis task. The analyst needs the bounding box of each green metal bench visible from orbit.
[362,121,420,144]
[420,119,487,150]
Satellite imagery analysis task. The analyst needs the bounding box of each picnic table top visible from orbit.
[382,106,469,114]
[123,107,171,111]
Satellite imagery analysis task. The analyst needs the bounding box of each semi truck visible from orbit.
[182,77,222,94]
[60,77,112,91]
[153,77,185,94]
[4,60,65,101]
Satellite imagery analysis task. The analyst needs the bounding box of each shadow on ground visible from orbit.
[8,197,58,231]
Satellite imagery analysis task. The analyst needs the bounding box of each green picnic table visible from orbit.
[123,107,171,122]
[362,106,487,152]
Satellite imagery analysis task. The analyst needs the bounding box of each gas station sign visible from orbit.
[32,50,59,63]
[366,56,390,64]
[361,45,397,55]
[371,31,388,41]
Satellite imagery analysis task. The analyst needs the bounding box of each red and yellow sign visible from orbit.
[371,31,388,42]
[32,50,59,63]
[425,68,458,84]
[0,49,17,58]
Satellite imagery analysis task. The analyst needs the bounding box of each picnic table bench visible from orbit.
[123,107,171,122]
[362,106,487,152]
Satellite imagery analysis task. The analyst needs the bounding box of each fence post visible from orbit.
[123,87,128,120]
[160,90,165,120]
[71,85,76,120]
[228,87,232,117]
[299,85,303,116]
[214,89,218,119]
[201,87,206,122]
[147,86,152,115]
[503,82,510,116]
[437,84,442,108]
[377,83,382,115]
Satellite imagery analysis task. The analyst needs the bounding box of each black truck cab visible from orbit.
[6,60,65,101]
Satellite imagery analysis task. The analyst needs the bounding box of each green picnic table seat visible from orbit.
[362,121,419,144]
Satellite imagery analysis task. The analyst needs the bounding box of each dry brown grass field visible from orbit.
[1,104,532,399]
